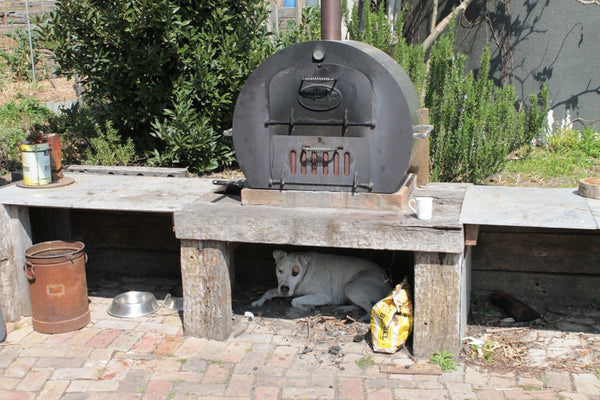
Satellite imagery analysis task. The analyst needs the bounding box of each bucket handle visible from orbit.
[64,253,88,263]
[24,261,35,280]
[24,252,87,280]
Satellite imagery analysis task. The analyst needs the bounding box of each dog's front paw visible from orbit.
[250,299,264,307]
[290,298,311,310]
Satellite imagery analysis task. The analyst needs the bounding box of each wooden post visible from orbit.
[408,108,431,187]
[295,0,305,23]
[412,251,464,358]
[180,240,235,340]
[0,204,33,320]
[268,1,279,34]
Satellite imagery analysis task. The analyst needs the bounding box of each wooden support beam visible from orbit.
[180,240,235,340]
[0,204,32,320]
[465,224,479,246]
[412,251,464,358]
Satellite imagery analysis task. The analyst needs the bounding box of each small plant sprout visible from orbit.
[430,350,458,372]
[356,355,376,368]
[471,341,498,363]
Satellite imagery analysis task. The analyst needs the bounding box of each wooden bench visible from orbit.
[459,185,600,309]
[174,182,471,357]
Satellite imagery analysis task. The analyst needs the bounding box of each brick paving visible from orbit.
[1,295,599,400]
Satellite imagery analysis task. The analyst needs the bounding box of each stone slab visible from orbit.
[459,186,599,230]
[0,173,224,213]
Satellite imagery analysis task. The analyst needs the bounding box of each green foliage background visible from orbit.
[4,1,550,183]
[344,4,548,183]
[40,0,275,173]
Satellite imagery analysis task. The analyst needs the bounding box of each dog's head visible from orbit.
[273,250,310,297]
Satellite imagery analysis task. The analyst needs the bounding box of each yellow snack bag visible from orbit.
[370,281,414,353]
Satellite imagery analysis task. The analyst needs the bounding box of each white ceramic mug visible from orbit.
[409,196,433,220]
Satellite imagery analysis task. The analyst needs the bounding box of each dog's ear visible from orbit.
[273,250,287,262]
[296,254,311,266]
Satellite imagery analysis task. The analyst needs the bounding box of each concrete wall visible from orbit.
[405,0,600,132]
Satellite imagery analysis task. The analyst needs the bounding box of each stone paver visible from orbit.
[0,297,599,400]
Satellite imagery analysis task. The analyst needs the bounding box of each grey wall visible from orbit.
[407,0,600,132]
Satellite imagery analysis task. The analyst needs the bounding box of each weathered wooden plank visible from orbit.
[180,240,235,340]
[66,165,188,177]
[175,203,464,253]
[413,252,464,358]
[472,270,600,307]
[0,173,222,212]
[70,210,179,252]
[472,230,600,274]
[176,182,466,253]
[0,205,32,320]
[464,224,479,246]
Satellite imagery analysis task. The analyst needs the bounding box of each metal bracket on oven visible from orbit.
[269,170,287,190]
[352,171,373,192]
[265,108,376,134]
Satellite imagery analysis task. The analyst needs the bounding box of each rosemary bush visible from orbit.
[426,30,548,183]
[344,3,549,183]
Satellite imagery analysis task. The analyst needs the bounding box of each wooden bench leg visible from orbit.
[180,239,235,340]
[0,205,32,320]
[413,251,467,358]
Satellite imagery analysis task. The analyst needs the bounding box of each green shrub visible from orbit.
[549,127,600,159]
[0,97,54,173]
[343,4,549,183]
[0,29,39,81]
[149,84,234,173]
[426,29,548,183]
[344,1,426,97]
[84,120,136,166]
[279,5,321,47]
[41,0,274,173]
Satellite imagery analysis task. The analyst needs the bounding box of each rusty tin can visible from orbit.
[44,134,63,181]
[25,241,90,334]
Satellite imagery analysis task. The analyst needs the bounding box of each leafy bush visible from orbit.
[41,0,275,173]
[549,127,600,159]
[0,97,54,173]
[149,84,234,172]
[344,4,549,183]
[426,30,548,183]
[279,5,322,47]
[0,29,38,81]
[344,1,426,96]
[84,121,136,166]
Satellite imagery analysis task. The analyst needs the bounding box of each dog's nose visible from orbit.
[280,285,290,294]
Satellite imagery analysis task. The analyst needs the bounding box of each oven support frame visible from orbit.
[180,239,469,358]
[176,182,471,358]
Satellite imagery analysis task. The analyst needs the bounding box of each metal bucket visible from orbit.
[20,142,52,186]
[25,241,90,334]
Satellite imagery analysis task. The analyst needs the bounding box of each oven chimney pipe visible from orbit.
[321,0,342,40]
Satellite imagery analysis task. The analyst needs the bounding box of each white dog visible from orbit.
[251,250,391,320]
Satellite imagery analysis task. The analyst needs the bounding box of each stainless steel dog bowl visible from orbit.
[163,293,183,311]
[107,291,159,318]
